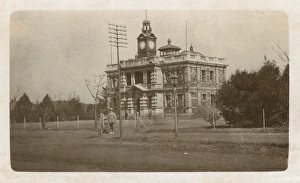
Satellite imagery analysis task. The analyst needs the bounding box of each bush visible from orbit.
[216,61,289,127]
[195,107,220,127]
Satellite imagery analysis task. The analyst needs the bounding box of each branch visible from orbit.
[85,79,97,99]
[272,42,289,62]
[85,75,107,102]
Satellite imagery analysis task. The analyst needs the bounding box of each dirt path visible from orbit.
[10,131,288,172]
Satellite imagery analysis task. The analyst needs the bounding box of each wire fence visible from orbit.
[10,115,215,133]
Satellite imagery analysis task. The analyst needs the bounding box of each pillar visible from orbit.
[107,75,111,89]
[131,72,135,85]
[185,92,192,115]
[143,71,147,84]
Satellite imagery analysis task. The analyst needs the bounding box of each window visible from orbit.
[165,71,171,84]
[178,73,184,83]
[177,94,183,107]
[126,73,131,86]
[166,95,172,107]
[202,94,206,106]
[201,70,206,82]
[135,71,143,84]
[210,70,214,82]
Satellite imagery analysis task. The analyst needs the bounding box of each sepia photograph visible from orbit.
[9,10,290,172]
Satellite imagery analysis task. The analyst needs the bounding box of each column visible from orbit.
[185,92,192,115]
[143,71,147,84]
[127,97,134,116]
[140,93,148,116]
[155,67,163,89]
[216,68,219,84]
[198,89,201,107]
[155,93,164,116]
[107,75,111,89]
[186,66,191,82]
[131,72,135,85]
[197,66,201,83]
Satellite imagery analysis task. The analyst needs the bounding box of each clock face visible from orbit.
[139,41,146,49]
[148,40,155,49]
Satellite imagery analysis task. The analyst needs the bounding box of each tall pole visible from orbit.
[186,21,187,51]
[117,36,122,138]
[174,86,178,138]
[109,23,127,139]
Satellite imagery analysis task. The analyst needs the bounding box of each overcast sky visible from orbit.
[10,10,288,104]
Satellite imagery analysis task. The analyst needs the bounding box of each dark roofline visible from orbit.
[158,45,181,51]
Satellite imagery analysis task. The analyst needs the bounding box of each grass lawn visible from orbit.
[10,118,288,172]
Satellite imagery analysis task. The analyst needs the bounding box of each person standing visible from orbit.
[107,108,117,134]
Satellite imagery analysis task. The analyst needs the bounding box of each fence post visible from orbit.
[137,112,140,132]
[23,117,26,130]
[39,117,42,130]
[213,112,215,131]
[56,116,59,130]
[263,109,266,132]
[134,112,137,132]
[77,115,79,130]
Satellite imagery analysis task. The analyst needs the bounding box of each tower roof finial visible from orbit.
[167,38,171,45]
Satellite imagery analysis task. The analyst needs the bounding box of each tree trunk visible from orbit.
[94,100,98,131]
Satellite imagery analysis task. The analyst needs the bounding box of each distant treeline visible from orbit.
[10,94,107,123]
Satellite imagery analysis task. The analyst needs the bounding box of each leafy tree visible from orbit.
[85,104,95,120]
[65,96,85,120]
[14,93,33,123]
[39,94,55,128]
[216,69,260,127]
[216,60,288,127]
[256,61,281,126]
[54,100,67,121]
[273,64,289,125]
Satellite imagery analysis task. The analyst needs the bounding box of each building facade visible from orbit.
[105,18,228,118]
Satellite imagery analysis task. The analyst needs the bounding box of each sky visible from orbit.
[10,10,288,104]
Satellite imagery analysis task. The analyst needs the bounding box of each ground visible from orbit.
[10,119,288,172]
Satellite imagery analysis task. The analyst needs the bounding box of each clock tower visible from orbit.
[137,18,157,59]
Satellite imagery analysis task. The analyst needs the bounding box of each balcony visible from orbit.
[106,53,226,71]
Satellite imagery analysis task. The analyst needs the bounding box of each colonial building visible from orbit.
[105,18,228,118]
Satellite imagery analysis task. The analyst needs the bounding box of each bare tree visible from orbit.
[272,42,289,62]
[160,61,196,116]
[10,86,23,101]
[85,75,106,130]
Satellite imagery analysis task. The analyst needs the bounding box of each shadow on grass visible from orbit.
[145,125,288,134]
[203,125,233,129]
